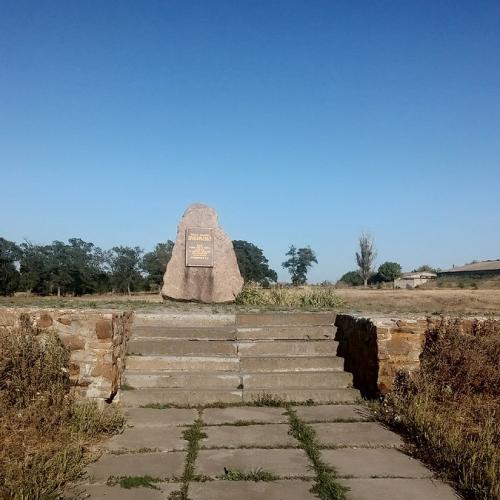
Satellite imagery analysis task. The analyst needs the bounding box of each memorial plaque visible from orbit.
[185,227,214,267]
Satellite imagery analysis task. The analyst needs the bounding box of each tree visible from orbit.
[413,264,439,274]
[282,245,317,286]
[356,233,376,287]
[19,242,50,294]
[142,241,174,291]
[64,238,106,296]
[108,246,143,295]
[46,240,72,296]
[0,238,21,296]
[233,240,277,286]
[338,270,363,286]
[377,261,402,282]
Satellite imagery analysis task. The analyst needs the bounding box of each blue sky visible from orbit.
[1,0,499,282]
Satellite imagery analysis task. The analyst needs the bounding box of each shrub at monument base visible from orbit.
[236,282,344,308]
[373,318,500,500]
[0,320,124,499]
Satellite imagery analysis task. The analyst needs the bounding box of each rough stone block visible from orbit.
[60,333,85,351]
[37,312,53,328]
[96,319,113,339]
[56,316,72,326]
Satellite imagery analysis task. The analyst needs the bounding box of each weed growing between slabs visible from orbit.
[287,408,348,500]
[222,467,280,482]
[107,475,162,490]
[168,410,208,500]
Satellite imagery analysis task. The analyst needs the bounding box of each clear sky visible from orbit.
[1,0,499,282]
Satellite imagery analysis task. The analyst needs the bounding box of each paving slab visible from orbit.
[341,478,459,499]
[189,480,317,499]
[71,482,181,499]
[294,404,370,422]
[322,448,432,478]
[202,423,298,448]
[312,422,403,448]
[85,452,186,482]
[196,448,313,478]
[104,426,186,452]
[243,388,360,404]
[125,408,198,427]
[203,406,288,425]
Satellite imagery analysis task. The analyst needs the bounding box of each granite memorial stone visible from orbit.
[161,204,244,303]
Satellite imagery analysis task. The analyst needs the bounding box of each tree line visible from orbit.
[0,237,281,296]
[0,233,437,296]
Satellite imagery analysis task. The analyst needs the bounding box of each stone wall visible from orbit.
[0,308,133,400]
[335,314,430,398]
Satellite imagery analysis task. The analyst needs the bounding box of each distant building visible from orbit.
[438,260,500,278]
[394,272,437,289]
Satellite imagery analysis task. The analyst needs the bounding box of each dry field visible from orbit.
[0,288,499,316]
[335,288,500,316]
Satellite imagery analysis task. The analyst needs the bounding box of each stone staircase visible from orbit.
[119,312,360,406]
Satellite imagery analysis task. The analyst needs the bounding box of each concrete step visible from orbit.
[131,326,236,340]
[133,313,235,328]
[128,339,237,356]
[236,325,335,340]
[237,312,335,327]
[242,371,353,389]
[238,340,338,357]
[243,388,360,404]
[124,371,241,389]
[241,356,345,372]
[119,388,243,406]
[126,355,239,372]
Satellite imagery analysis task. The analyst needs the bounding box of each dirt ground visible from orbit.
[1,288,499,316]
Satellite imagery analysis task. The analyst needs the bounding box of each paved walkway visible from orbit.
[74,404,458,499]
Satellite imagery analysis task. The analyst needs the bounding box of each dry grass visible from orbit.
[0,318,124,499]
[373,318,500,500]
[336,288,500,315]
[1,287,500,315]
[236,283,344,309]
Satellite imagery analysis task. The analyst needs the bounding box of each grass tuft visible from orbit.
[222,467,280,482]
[252,392,287,407]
